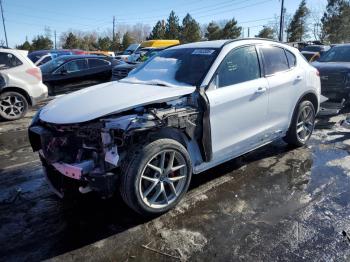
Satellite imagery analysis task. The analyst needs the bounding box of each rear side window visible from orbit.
[88,58,110,68]
[0,52,22,69]
[285,50,296,68]
[65,59,88,73]
[260,46,289,75]
[217,46,261,88]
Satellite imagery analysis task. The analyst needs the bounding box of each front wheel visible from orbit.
[120,138,192,217]
[284,100,315,147]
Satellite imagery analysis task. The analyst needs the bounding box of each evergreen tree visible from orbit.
[205,22,221,40]
[148,20,166,39]
[16,40,32,51]
[62,32,80,49]
[181,14,201,43]
[122,32,134,50]
[111,32,122,51]
[221,18,242,39]
[97,36,112,50]
[31,35,53,50]
[287,0,310,42]
[321,0,350,43]
[165,11,180,39]
[256,26,276,39]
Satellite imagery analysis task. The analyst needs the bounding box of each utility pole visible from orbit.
[112,16,115,42]
[248,27,250,38]
[54,30,57,49]
[279,0,285,42]
[0,0,8,47]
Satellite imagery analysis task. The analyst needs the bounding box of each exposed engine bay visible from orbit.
[28,92,208,198]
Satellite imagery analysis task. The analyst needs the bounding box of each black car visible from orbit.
[40,55,121,95]
[312,44,350,103]
[112,48,164,81]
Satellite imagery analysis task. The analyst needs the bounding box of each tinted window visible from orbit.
[88,59,110,68]
[0,52,22,69]
[65,59,87,73]
[285,50,296,68]
[37,56,52,66]
[261,46,289,75]
[217,46,260,88]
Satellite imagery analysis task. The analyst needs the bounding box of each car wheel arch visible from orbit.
[145,127,203,170]
[1,86,32,106]
[288,91,319,129]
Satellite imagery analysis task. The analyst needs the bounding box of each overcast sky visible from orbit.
[2,0,327,47]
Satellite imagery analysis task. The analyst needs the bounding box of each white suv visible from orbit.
[29,39,320,216]
[0,48,48,120]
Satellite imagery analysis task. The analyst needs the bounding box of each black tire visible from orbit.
[120,138,192,217]
[284,100,315,147]
[0,91,28,120]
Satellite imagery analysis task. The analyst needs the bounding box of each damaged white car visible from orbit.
[29,39,321,216]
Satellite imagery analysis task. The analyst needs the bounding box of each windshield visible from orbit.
[122,48,219,87]
[40,56,67,73]
[319,46,350,62]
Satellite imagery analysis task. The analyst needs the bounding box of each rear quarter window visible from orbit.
[285,50,297,68]
[260,46,289,75]
[0,52,23,69]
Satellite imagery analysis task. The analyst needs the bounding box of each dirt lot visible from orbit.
[1,106,350,261]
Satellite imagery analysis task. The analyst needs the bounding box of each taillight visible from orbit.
[316,69,320,77]
[26,68,42,81]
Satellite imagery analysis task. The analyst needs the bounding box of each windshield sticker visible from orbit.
[192,49,215,55]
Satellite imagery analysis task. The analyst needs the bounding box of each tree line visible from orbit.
[16,0,350,52]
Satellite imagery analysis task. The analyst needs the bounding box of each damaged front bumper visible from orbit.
[29,124,121,198]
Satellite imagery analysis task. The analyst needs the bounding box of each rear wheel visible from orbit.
[0,91,28,120]
[120,139,192,216]
[284,100,315,146]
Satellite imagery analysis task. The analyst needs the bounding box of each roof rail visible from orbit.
[222,37,282,47]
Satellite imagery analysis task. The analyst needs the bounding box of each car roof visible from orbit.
[168,38,283,50]
[56,55,111,61]
[332,43,350,47]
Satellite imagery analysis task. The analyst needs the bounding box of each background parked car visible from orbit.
[0,48,48,120]
[40,55,122,95]
[115,43,140,61]
[112,47,165,80]
[312,44,350,104]
[301,44,330,62]
[28,49,87,66]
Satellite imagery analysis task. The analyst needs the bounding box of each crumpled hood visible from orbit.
[39,81,195,124]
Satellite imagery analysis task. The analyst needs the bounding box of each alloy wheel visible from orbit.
[296,105,314,142]
[0,94,25,118]
[139,150,188,209]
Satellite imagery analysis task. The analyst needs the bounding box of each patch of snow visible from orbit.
[159,228,208,261]
[327,156,350,176]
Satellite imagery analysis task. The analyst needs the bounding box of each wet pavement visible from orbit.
[1,108,350,261]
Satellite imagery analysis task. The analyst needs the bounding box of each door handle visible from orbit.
[256,87,267,94]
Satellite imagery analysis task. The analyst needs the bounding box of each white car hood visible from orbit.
[39,81,195,124]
